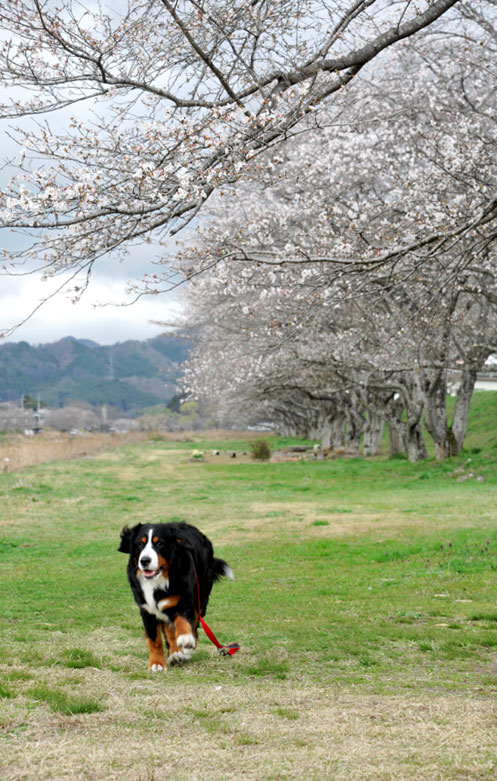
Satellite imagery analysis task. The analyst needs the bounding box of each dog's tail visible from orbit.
[212,557,235,582]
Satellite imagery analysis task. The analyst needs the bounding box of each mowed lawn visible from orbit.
[1,412,497,778]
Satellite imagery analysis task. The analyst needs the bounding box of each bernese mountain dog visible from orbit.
[118,521,233,670]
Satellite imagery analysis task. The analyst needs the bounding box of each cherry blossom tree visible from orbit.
[0,0,460,325]
[177,22,497,460]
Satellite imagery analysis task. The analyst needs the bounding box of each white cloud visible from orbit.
[0,98,187,346]
[0,267,184,345]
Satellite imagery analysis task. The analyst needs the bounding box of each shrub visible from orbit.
[250,439,271,461]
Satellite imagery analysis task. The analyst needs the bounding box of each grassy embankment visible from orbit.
[1,392,497,778]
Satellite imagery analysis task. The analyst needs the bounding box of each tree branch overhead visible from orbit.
[0,0,460,287]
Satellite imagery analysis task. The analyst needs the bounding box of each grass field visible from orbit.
[1,394,497,779]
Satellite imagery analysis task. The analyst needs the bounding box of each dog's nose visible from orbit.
[140,556,152,568]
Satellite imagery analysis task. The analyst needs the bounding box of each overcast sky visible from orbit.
[0,142,184,346]
[0,261,184,346]
[0,157,185,347]
[0,81,185,347]
[0,218,185,345]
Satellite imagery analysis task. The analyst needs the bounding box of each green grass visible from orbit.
[28,685,103,715]
[1,393,497,777]
[1,433,497,687]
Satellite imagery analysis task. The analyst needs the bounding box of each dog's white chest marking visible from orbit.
[139,572,172,622]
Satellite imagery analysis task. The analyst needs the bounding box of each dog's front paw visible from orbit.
[149,663,165,672]
[177,633,196,652]
[167,650,192,667]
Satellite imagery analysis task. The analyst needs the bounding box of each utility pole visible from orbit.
[33,393,44,434]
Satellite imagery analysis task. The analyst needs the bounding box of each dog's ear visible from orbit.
[174,536,193,551]
[169,535,194,575]
[118,524,140,553]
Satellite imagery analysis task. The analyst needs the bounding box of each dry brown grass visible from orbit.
[147,428,269,444]
[2,648,496,781]
[0,430,151,472]
[0,428,268,473]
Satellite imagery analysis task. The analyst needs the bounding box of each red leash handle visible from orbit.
[195,573,240,656]
[198,615,240,655]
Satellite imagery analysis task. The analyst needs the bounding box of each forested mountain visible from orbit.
[0,334,192,411]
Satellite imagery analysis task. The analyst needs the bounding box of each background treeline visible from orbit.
[0,334,192,411]
[176,22,497,462]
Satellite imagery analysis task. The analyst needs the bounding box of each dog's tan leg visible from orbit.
[146,623,167,671]
[164,622,179,657]
[165,616,196,666]
[175,615,196,655]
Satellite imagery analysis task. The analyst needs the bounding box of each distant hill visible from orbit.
[0,334,192,411]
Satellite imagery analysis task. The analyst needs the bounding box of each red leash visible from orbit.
[195,573,240,656]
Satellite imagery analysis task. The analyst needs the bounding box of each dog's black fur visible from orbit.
[119,521,232,670]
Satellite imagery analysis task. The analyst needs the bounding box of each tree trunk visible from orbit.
[385,396,406,457]
[450,367,477,455]
[345,412,364,453]
[319,419,333,449]
[397,390,427,463]
[388,425,405,456]
[321,412,346,450]
[363,410,384,456]
[405,421,428,462]
[423,370,452,459]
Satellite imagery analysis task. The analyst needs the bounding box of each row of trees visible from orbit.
[177,11,497,460]
[0,398,206,433]
[0,1,495,461]
[0,0,460,325]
